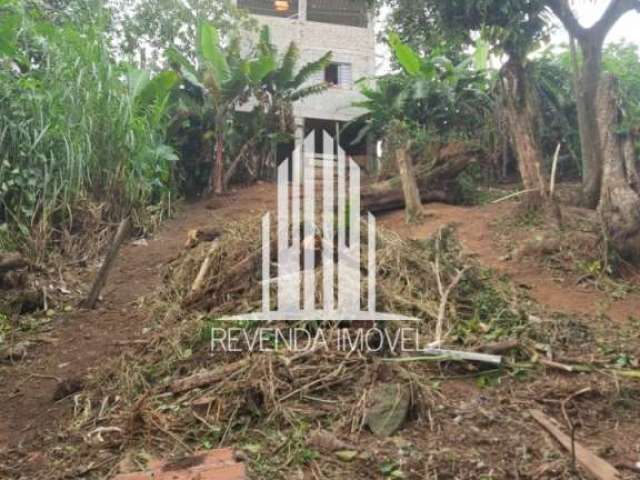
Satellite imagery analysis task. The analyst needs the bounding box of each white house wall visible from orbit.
[237,7,375,122]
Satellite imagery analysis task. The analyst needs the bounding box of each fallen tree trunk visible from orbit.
[361,151,476,214]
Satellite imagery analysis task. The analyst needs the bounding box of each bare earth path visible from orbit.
[379,202,640,322]
[0,184,276,450]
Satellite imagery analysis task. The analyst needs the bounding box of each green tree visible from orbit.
[350,33,490,144]
[0,0,179,257]
[233,27,331,183]
[351,34,490,222]
[113,0,254,71]
[380,0,552,207]
[167,21,275,194]
[547,0,640,208]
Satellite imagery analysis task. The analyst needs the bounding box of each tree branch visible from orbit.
[547,0,640,44]
[592,0,640,40]
[545,0,586,41]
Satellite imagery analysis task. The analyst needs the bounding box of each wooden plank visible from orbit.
[529,409,622,480]
[383,348,502,365]
[423,348,502,365]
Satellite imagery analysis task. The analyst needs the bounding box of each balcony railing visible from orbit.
[237,0,368,28]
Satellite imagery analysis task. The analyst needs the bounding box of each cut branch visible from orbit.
[170,359,248,394]
[223,138,255,189]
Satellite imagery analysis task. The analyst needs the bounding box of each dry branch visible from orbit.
[170,359,248,394]
[191,240,221,293]
[550,143,562,198]
[475,340,520,355]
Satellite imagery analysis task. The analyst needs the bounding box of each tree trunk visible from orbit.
[201,134,214,195]
[501,57,548,209]
[597,74,640,262]
[546,0,640,208]
[623,135,640,193]
[223,139,254,190]
[576,38,605,208]
[394,142,424,223]
[212,132,224,195]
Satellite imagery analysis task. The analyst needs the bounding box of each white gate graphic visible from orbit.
[226,131,415,322]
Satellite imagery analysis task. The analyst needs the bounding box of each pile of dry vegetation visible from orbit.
[10,219,638,479]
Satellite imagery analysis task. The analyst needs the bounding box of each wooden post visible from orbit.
[82,218,130,309]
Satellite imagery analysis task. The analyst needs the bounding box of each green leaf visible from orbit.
[127,68,151,102]
[167,48,207,91]
[249,55,276,84]
[137,71,179,108]
[388,32,421,76]
[293,51,332,86]
[473,38,490,71]
[0,13,19,57]
[197,21,230,87]
[166,47,196,76]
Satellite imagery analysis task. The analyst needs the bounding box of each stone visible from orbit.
[366,383,410,437]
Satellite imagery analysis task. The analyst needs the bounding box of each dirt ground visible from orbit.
[379,203,640,323]
[1,182,639,478]
[0,184,277,449]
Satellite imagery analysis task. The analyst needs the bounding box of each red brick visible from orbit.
[112,449,246,480]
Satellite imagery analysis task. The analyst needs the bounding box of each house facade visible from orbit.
[233,0,375,160]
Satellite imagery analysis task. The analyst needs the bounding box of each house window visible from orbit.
[237,0,299,18]
[324,62,352,88]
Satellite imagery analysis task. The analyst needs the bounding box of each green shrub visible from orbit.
[0,1,177,258]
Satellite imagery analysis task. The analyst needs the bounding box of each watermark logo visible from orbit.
[224,130,415,322]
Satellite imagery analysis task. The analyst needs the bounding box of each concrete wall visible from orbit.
[236,2,375,122]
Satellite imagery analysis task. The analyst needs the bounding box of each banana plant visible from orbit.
[127,68,179,123]
[348,75,409,144]
[167,21,275,194]
[350,32,490,144]
[255,26,331,134]
[224,26,331,184]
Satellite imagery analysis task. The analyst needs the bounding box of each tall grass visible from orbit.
[0,1,176,260]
